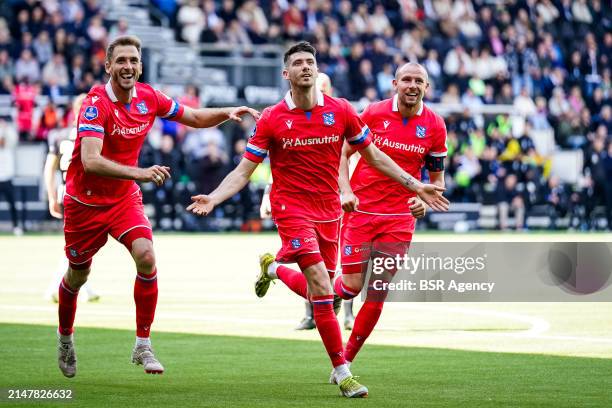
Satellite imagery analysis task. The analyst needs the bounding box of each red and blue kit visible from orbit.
[342,96,447,272]
[244,90,371,269]
[63,81,184,265]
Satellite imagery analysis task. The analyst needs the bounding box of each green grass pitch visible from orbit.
[1,233,611,407]
[1,323,611,407]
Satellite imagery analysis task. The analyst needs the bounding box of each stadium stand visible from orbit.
[0,0,610,233]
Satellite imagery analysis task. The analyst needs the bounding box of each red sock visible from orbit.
[276,265,308,299]
[334,277,360,300]
[345,301,384,362]
[312,295,345,367]
[134,269,158,338]
[58,278,79,336]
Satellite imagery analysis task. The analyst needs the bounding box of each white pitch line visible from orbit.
[404,304,551,335]
[401,304,612,344]
[2,304,612,344]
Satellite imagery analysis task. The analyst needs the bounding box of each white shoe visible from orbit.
[58,339,77,378]
[329,368,337,384]
[132,345,164,374]
[329,362,352,385]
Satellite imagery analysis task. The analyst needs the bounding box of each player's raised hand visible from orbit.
[341,191,359,212]
[228,106,261,122]
[408,197,426,218]
[138,165,171,186]
[187,195,215,216]
[416,183,449,212]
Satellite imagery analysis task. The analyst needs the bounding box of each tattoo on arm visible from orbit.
[400,174,419,189]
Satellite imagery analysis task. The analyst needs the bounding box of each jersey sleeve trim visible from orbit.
[246,142,268,158]
[244,152,264,163]
[78,124,104,134]
[78,131,104,139]
[162,99,181,118]
[347,125,370,145]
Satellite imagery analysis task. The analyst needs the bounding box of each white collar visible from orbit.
[284,89,325,110]
[392,94,423,115]
[105,80,137,102]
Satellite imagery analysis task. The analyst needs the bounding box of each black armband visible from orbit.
[425,155,445,172]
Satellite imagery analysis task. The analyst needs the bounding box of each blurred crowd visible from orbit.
[0,0,611,231]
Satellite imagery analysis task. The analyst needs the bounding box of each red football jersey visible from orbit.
[244,90,371,221]
[351,96,447,215]
[66,81,184,206]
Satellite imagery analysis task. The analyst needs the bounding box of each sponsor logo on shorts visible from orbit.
[83,106,98,120]
[291,239,301,249]
[344,244,369,255]
[69,248,78,257]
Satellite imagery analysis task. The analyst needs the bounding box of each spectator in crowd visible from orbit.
[0,49,13,81]
[177,0,205,46]
[109,18,130,41]
[15,49,40,83]
[42,53,69,88]
[13,78,38,142]
[33,30,53,66]
[0,116,21,235]
[498,173,526,230]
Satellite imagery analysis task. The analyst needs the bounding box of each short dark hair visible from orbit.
[284,41,316,65]
[106,35,142,62]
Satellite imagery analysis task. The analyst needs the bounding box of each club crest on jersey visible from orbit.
[322,112,335,126]
[291,239,301,249]
[344,245,352,255]
[416,125,427,138]
[83,106,98,120]
[69,248,78,257]
[136,101,148,114]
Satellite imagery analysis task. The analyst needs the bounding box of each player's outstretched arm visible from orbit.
[43,153,62,219]
[339,142,358,212]
[81,137,171,186]
[359,143,450,212]
[188,157,258,216]
[178,106,260,128]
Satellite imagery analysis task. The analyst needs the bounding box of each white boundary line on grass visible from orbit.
[3,303,612,344]
[406,304,550,335]
[405,304,612,344]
